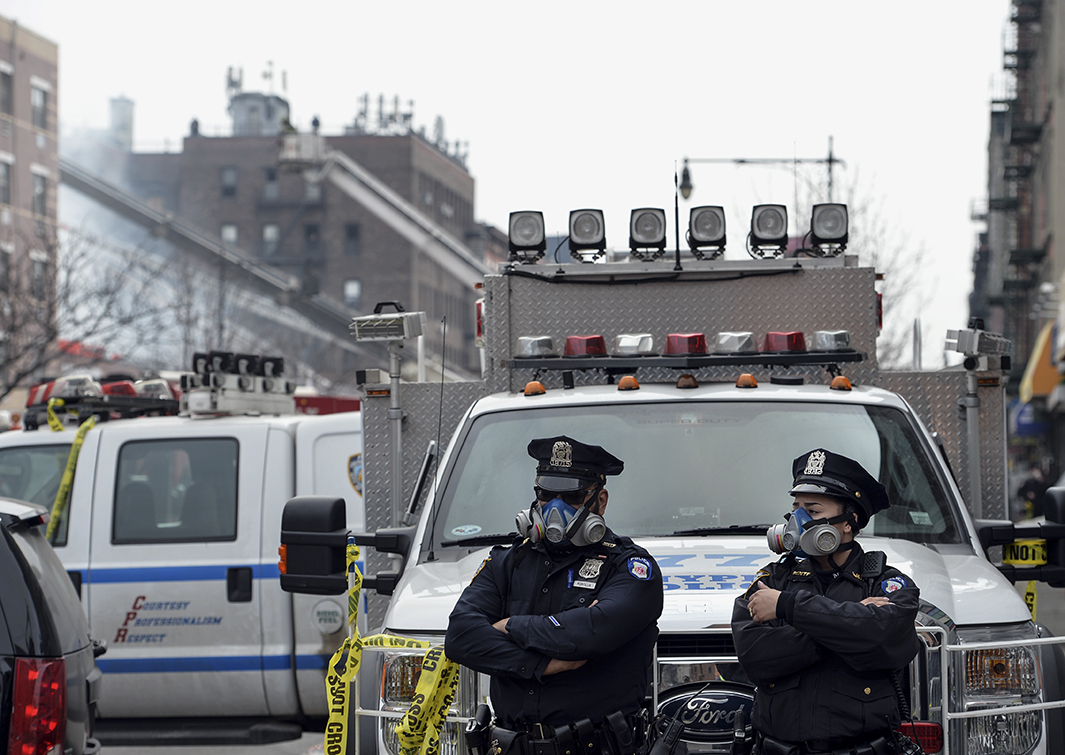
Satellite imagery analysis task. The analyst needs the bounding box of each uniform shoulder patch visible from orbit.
[628,557,652,580]
[881,576,909,593]
[471,555,492,582]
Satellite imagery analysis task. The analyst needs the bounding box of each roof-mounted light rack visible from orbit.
[23,395,181,431]
[510,350,864,372]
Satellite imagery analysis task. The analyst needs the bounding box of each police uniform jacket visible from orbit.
[731,543,920,744]
[444,528,663,728]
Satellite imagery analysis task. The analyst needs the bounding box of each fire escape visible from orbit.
[993,0,1044,381]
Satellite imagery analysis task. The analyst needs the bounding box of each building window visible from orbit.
[304,224,321,256]
[344,224,361,256]
[220,224,238,244]
[263,167,279,200]
[0,246,10,293]
[32,174,46,216]
[304,180,321,202]
[30,86,46,130]
[344,279,362,310]
[0,71,11,115]
[221,167,237,198]
[0,163,9,205]
[30,257,47,300]
[262,224,279,256]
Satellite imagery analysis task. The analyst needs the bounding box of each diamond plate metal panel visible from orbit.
[878,370,1008,519]
[484,263,880,392]
[360,381,486,626]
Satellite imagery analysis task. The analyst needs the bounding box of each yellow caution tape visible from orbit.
[324,543,458,755]
[1025,580,1038,621]
[45,415,96,542]
[46,398,67,432]
[1003,539,1049,566]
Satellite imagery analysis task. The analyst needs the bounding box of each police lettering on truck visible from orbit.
[0,361,364,737]
[282,203,1065,755]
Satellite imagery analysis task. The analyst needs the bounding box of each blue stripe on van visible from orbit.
[295,654,331,671]
[90,564,264,583]
[97,654,292,673]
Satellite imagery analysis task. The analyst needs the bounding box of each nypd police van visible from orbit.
[0,363,364,739]
[286,205,1065,755]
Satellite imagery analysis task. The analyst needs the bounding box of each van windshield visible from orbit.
[432,401,964,548]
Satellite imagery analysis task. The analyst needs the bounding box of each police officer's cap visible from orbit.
[789,448,890,526]
[528,436,624,492]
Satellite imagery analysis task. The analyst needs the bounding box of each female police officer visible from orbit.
[732,449,921,755]
[445,436,663,755]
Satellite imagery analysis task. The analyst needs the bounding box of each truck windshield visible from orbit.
[432,401,963,547]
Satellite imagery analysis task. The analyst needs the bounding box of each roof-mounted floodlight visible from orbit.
[687,206,726,260]
[810,204,848,254]
[749,204,788,258]
[350,302,426,341]
[508,211,547,263]
[629,208,667,260]
[569,209,606,262]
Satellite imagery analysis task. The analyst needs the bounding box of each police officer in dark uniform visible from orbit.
[445,436,663,755]
[732,449,921,755]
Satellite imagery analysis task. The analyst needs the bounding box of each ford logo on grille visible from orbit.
[657,683,755,742]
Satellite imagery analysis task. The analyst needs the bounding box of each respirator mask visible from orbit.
[515,484,606,549]
[766,506,851,557]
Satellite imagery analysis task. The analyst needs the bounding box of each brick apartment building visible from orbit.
[111,88,502,377]
[0,15,59,366]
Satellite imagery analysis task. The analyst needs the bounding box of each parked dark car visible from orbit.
[0,498,102,754]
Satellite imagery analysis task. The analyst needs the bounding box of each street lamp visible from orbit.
[680,136,844,203]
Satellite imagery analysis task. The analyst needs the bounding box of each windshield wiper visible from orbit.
[671,524,772,536]
[440,533,519,547]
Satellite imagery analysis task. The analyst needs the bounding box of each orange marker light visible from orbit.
[617,375,640,391]
[278,545,288,575]
[524,381,546,396]
[676,374,699,389]
[830,375,853,391]
[735,373,758,389]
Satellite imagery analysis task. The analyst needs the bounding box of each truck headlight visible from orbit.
[955,625,1043,755]
[378,646,463,755]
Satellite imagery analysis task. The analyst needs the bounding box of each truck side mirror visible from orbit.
[1046,487,1065,525]
[280,496,349,595]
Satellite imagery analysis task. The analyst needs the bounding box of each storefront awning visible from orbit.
[1020,321,1060,403]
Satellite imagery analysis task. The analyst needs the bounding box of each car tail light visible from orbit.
[564,335,607,357]
[663,333,708,356]
[8,657,66,755]
[763,331,806,352]
[896,722,943,754]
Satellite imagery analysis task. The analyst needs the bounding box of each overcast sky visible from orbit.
[6,0,1012,366]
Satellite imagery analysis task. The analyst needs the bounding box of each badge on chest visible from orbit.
[574,558,603,589]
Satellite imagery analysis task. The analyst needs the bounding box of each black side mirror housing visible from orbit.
[280,496,349,595]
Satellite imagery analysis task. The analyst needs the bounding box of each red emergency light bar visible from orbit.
[763,331,806,353]
[663,333,708,356]
[101,380,137,397]
[564,335,608,357]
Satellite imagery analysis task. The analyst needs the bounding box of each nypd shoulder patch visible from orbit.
[628,557,652,580]
[881,576,909,594]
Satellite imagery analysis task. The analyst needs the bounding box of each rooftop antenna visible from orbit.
[263,61,274,94]
[281,70,287,94]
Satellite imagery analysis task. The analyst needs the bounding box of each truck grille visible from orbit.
[657,633,736,657]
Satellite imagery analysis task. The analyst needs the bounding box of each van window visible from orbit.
[0,445,72,545]
[113,438,239,544]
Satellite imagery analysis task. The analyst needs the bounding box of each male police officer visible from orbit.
[732,449,921,755]
[445,436,663,755]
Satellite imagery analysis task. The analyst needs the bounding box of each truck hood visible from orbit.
[382,537,1031,635]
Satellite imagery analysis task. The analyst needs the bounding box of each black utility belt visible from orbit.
[491,711,646,755]
[758,732,895,755]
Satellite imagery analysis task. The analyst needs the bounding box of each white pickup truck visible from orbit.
[284,235,1065,755]
[0,366,366,742]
